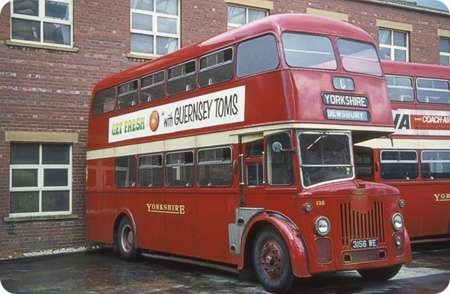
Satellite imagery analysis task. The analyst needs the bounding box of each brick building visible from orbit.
[0,0,449,259]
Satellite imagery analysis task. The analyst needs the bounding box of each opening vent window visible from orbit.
[199,48,233,87]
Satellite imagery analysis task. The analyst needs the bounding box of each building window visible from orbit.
[378,28,409,61]
[440,37,450,66]
[227,5,267,30]
[9,144,72,216]
[11,0,73,47]
[130,0,180,56]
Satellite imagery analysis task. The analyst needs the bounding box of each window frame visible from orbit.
[297,131,355,188]
[9,144,72,217]
[416,77,450,104]
[197,146,233,187]
[167,59,197,95]
[385,74,414,102]
[420,150,450,180]
[130,0,180,57]
[140,70,166,103]
[165,149,195,187]
[138,152,164,187]
[198,47,234,88]
[378,28,409,62]
[227,5,268,30]
[380,149,418,180]
[282,32,338,70]
[10,0,74,48]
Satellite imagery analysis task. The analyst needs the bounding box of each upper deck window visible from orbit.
[141,70,165,102]
[130,0,179,56]
[199,48,233,87]
[386,75,414,102]
[92,87,116,115]
[117,80,139,109]
[282,33,337,70]
[380,150,418,180]
[167,60,196,95]
[337,39,383,76]
[416,78,450,104]
[237,34,279,77]
[298,133,353,187]
[11,0,73,47]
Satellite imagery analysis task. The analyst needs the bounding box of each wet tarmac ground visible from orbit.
[0,243,449,294]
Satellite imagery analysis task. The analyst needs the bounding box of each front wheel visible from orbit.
[252,228,294,293]
[116,217,139,261]
[358,264,402,281]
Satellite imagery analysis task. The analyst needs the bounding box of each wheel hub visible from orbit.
[260,240,283,279]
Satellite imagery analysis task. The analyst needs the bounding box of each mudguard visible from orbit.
[238,211,311,278]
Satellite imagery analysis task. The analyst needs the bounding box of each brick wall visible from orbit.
[0,0,448,259]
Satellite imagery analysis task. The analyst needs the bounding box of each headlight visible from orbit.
[392,213,404,231]
[315,216,331,236]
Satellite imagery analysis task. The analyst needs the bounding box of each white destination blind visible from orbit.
[108,86,246,143]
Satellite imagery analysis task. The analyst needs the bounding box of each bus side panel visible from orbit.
[87,158,116,244]
[394,182,450,238]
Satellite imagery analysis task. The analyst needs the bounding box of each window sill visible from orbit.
[5,40,80,53]
[3,214,79,223]
[127,52,156,61]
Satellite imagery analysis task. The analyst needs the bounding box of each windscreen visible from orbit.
[298,133,353,187]
[282,32,337,69]
[337,39,382,76]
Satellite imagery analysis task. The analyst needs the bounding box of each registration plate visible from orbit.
[351,239,377,249]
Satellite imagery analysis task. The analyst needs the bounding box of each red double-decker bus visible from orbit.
[355,61,450,243]
[87,14,411,293]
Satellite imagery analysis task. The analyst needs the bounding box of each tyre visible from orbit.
[116,217,139,261]
[252,228,294,293]
[358,264,402,281]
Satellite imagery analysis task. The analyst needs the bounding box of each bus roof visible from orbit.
[382,60,450,80]
[94,14,375,93]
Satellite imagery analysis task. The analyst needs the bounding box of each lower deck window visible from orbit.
[138,154,163,187]
[198,147,232,187]
[421,150,450,179]
[166,151,194,187]
[116,156,137,187]
[380,150,418,180]
[10,144,71,215]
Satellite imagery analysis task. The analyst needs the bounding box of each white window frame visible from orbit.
[379,28,409,62]
[440,37,450,66]
[227,5,268,30]
[130,0,180,57]
[9,144,72,217]
[10,0,74,48]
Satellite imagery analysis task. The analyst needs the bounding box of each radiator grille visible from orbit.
[340,201,385,246]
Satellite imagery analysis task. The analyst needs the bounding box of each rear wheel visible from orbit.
[116,217,139,261]
[358,264,402,281]
[252,228,294,293]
